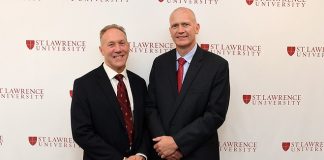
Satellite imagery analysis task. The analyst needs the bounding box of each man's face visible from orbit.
[169,9,200,51]
[99,28,129,73]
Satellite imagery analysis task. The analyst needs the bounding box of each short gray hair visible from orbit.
[99,24,127,40]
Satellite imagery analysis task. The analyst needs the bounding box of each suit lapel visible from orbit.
[168,47,205,124]
[178,47,204,101]
[127,71,140,144]
[95,65,125,127]
[166,50,179,97]
[162,51,179,124]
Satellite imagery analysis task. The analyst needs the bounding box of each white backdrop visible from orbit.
[1,0,323,160]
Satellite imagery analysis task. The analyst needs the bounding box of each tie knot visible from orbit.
[178,58,186,66]
[115,74,124,82]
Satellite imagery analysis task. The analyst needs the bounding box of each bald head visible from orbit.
[169,7,197,24]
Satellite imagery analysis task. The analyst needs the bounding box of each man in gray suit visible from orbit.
[146,7,230,160]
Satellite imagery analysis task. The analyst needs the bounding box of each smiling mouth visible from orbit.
[113,55,124,58]
[177,36,188,39]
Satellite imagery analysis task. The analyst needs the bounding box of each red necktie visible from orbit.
[177,58,186,93]
[115,74,133,146]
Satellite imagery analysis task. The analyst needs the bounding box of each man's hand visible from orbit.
[165,150,183,160]
[127,155,145,160]
[153,136,178,158]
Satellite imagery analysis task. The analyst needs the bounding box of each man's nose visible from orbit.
[177,26,185,33]
[115,44,122,52]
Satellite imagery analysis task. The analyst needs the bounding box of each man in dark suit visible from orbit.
[71,24,148,160]
[146,7,230,160]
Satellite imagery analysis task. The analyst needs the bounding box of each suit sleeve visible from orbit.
[145,60,166,137]
[173,60,230,156]
[134,80,150,158]
[71,79,123,160]
[135,128,150,159]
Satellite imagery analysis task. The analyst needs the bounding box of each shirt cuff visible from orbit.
[136,153,147,160]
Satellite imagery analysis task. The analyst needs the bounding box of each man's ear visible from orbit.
[195,23,200,34]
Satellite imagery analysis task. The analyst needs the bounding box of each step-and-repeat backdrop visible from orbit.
[0,0,323,160]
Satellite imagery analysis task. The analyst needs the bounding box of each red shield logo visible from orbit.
[26,40,35,50]
[246,0,254,5]
[243,95,251,104]
[287,46,296,56]
[282,142,290,151]
[201,44,210,51]
[70,90,73,98]
[28,136,37,146]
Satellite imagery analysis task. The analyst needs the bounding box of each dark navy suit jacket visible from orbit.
[146,46,230,160]
[71,64,149,160]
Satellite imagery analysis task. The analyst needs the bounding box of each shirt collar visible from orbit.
[176,44,197,64]
[103,62,128,81]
